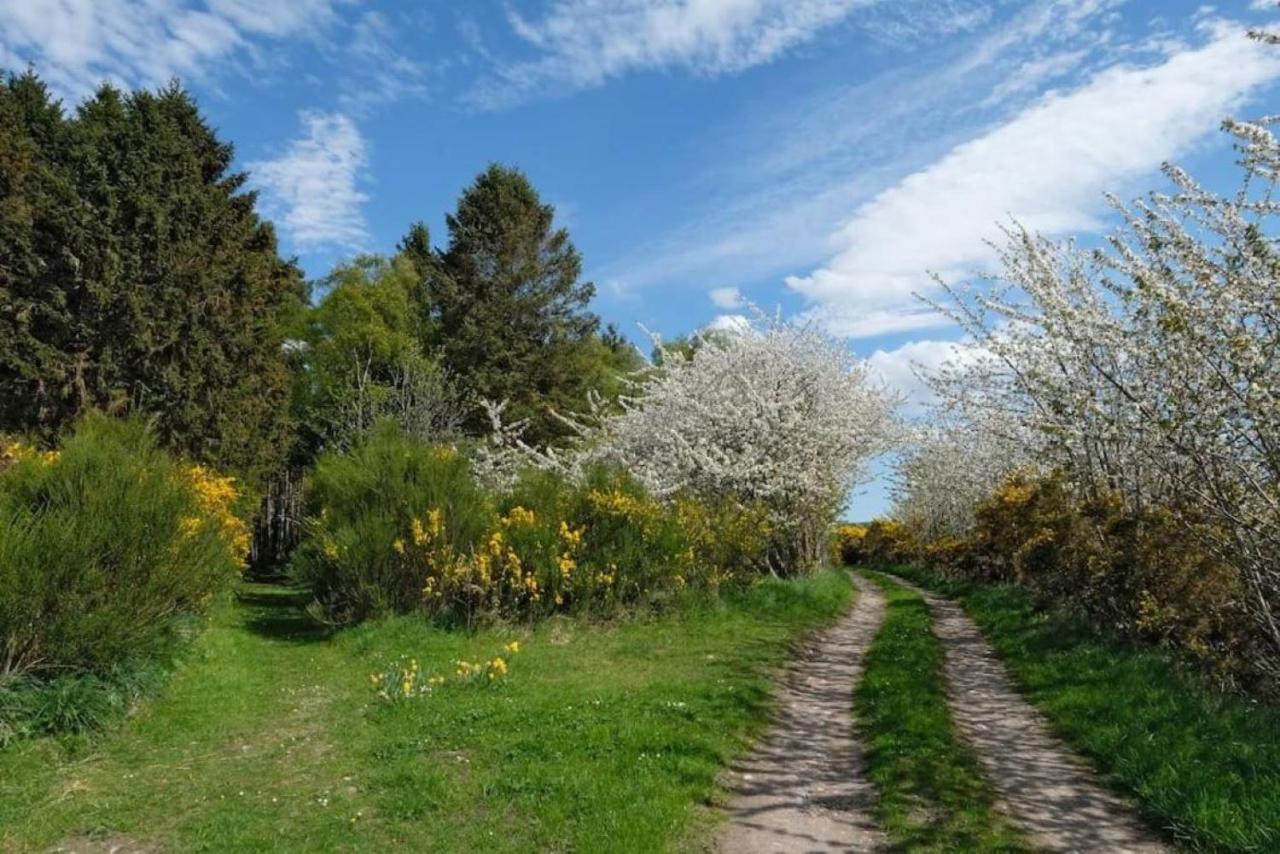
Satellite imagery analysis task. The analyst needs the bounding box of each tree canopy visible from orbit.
[0,72,304,484]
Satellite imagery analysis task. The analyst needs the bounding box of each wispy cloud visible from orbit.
[249,111,370,251]
[592,0,1120,302]
[0,0,339,102]
[467,0,872,108]
[336,10,430,114]
[787,19,1280,337]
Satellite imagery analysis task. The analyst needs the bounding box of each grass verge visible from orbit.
[855,571,1026,852]
[891,563,1280,852]
[0,571,851,852]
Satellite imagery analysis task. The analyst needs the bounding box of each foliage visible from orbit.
[894,564,1280,852]
[896,65,1280,685]
[291,254,466,458]
[0,416,248,738]
[0,72,304,485]
[293,426,771,626]
[291,423,494,625]
[856,573,1027,851]
[486,309,897,575]
[832,523,867,565]
[0,573,852,851]
[425,164,602,443]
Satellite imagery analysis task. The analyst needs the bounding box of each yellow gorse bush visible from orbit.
[184,464,250,570]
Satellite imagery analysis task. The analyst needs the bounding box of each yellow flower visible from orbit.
[489,657,508,675]
[504,640,521,654]
[558,555,576,578]
[502,505,536,527]
[411,517,427,547]
[393,538,405,555]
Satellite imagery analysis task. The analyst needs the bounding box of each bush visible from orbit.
[832,523,868,566]
[293,426,773,626]
[291,423,494,625]
[0,416,248,739]
[901,473,1258,693]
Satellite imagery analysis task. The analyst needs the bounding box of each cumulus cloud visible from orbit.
[866,338,972,413]
[787,20,1280,338]
[468,0,870,107]
[0,0,338,101]
[248,112,370,251]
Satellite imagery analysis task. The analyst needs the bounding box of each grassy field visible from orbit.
[891,564,1280,852]
[855,572,1026,852]
[0,572,852,852]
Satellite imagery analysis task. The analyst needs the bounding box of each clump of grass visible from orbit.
[893,564,1280,852]
[856,571,1026,852]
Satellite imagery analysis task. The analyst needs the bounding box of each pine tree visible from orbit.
[426,164,600,441]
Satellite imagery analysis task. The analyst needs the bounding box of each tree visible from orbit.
[483,311,898,575]
[292,254,465,456]
[0,73,304,485]
[426,164,600,442]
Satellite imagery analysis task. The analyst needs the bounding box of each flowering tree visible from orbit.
[482,310,898,575]
[907,100,1280,674]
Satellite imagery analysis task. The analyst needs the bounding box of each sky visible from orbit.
[4,0,1279,517]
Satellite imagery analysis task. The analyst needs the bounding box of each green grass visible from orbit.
[891,564,1280,852]
[0,571,852,852]
[854,571,1026,852]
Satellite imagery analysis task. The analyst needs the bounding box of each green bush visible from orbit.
[293,427,772,626]
[0,416,246,681]
[291,423,494,625]
[0,416,248,739]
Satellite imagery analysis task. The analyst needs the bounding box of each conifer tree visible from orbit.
[425,164,600,441]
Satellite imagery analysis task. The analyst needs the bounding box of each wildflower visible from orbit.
[505,640,521,654]
[502,505,536,527]
[393,538,405,555]
[411,518,427,547]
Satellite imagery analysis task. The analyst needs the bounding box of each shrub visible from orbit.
[0,415,248,736]
[832,523,868,566]
[291,423,494,625]
[294,427,772,626]
[904,473,1257,692]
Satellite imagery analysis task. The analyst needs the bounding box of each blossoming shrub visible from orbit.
[891,473,1256,691]
[832,523,868,566]
[291,423,495,624]
[294,427,772,626]
[0,416,248,683]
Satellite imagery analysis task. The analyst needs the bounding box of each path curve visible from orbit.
[718,573,888,853]
[895,576,1169,853]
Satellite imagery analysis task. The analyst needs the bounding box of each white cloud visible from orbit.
[593,0,1120,302]
[249,111,370,251]
[705,313,753,334]
[337,10,429,114]
[787,20,1280,338]
[866,338,970,413]
[709,286,744,308]
[469,0,870,107]
[0,0,338,102]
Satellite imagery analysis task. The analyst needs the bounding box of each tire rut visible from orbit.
[718,573,889,853]
[896,576,1170,853]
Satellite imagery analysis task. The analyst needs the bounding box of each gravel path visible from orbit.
[718,573,888,853]
[900,577,1170,853]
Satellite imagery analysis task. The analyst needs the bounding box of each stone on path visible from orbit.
[718,573,888,853]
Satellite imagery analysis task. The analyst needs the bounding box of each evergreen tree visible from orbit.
[426,164,600,441]
[0,73,304,484]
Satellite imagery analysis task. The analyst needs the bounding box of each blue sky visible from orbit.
[4,0,1280,517]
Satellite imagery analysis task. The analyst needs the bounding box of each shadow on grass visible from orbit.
[236,585,330,644]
